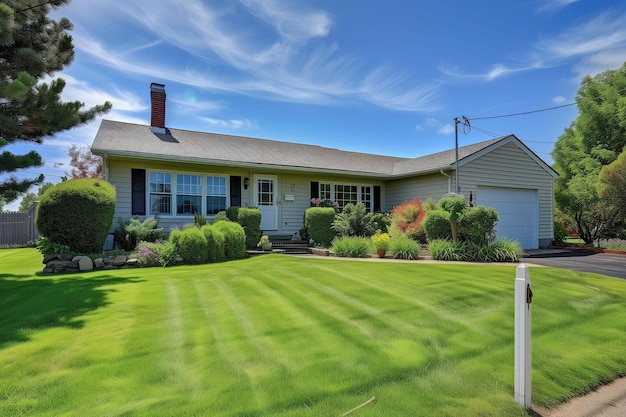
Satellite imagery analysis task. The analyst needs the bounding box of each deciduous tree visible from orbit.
[552,63,626,245]
[67,144,102,179]
[0,0,111,204]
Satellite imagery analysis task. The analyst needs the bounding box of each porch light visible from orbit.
[244,177,249,189]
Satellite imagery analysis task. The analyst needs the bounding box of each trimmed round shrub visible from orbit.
[423,210,452,241]
[304,207,336,247]
[36,179,116,254]
[332,236,371,257]
[226,206,240,222]
[213,220,246,260]
[458,206,498,244]
[238,207,262,249]
[170,227,208,264]
[201,224,226,262]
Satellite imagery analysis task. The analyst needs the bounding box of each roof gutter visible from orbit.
[440,169,451,194]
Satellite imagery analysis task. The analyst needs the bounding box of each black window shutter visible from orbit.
[373,185,381,212]
[131,169,146,215]
[230,176,241,207]
[310,181,319,199]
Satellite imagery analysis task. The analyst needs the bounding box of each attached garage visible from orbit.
[477,186,539,250]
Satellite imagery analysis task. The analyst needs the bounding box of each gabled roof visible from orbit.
[92,120,557,179]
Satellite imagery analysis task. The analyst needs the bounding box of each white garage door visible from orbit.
[476,187,538,250]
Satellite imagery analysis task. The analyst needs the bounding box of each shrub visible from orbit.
[171,227,208,264]
[136,240,162,267]
[194,212,207,227]
[114,216,165,251]
[439,195,467,241]
[36,179,116,254]
[390,198,426,241]
[332,236,371,258]
[423,210,452,241]
[428,239,464,261]
[226,206,240,222]
[390,235,421,260]
[36,236,74,257]
[237,207,262,249]
[213,220,246,260]
[371,231,390,250]
[304,207,336,247]
[553,221,568,246]
[458,206,498,244]
[428,239,523,262]
[211,212,229,224]
[332,203,391,238]
[493,239,523,262]
[157,239,179,267]
[201,224,225,262]
[369,211,391,234]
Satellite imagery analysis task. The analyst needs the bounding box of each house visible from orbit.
[91,83,558,249]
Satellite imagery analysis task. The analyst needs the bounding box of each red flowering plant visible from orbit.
[390,198,427,242]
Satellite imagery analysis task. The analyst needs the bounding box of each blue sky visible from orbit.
[5,0,626,210]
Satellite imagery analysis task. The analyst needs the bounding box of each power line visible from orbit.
[467,102,576,121]
[466,86,626,121]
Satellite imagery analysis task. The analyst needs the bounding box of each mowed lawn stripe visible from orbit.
[2,250,626,416]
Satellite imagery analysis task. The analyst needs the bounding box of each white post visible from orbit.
[515,263,532,408]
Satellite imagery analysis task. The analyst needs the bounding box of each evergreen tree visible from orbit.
[552,62,626,245]
[0,0,111,204]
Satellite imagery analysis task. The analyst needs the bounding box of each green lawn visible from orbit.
[1,249,625,416]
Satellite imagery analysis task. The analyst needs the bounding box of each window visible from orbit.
[320,183,331,201]
[318,182,373,211]
[361,186,372,211]
[148,171,228,216]
[176,174,202,215]
[206,176,227,215]
[257,178,274,206]
[149,172,172,215]
[335,184,358,207]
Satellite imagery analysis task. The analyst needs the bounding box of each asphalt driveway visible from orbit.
[522,250,626,279]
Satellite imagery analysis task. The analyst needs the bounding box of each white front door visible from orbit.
[254,175,278,231]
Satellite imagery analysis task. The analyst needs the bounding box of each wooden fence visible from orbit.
[0,204,39,247]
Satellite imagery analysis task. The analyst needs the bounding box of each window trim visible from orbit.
[318,181,374,212]
[147,170,230,217]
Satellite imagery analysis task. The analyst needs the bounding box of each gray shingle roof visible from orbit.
[91,119,513,178]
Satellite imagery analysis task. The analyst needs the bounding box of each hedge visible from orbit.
[36,179,116,254]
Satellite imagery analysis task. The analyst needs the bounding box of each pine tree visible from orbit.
[0,0,111,203]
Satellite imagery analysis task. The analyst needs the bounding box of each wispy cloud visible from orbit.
[70,0,438,113]
[441,10,626,82]
[438,124,454,135]
[198,117,255,130]
[536,0,581,14]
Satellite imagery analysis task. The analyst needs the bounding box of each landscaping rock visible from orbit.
[113,255,127,267]
[43,254,58,264]
[94,258,104,269]
[78,256,94,271]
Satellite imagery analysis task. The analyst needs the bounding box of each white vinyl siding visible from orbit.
[460,142,554,247]
[385,173,449,210]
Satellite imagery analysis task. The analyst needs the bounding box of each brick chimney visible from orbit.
[150,83,166,133]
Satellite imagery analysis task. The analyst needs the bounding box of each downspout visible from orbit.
[440,169,451,194]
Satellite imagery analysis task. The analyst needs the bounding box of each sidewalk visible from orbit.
[533,376,626,417]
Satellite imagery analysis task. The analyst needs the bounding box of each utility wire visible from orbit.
[466,86,626,121]
[467,102,576,121]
